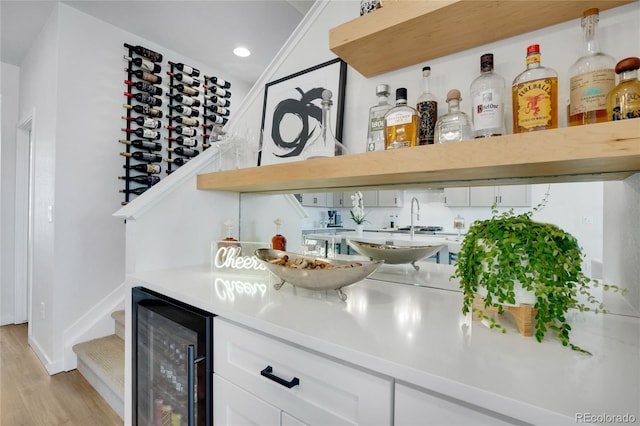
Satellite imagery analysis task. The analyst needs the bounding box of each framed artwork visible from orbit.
[258,58,347,166]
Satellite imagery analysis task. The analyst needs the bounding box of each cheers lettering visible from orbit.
[214,246,267,271]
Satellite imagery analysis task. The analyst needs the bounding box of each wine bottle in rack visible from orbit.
[123,103,163,118]
[124,80,163,96]
[204,104,230,116]
[169,104,200,116]
[203,114,229,125]
[167,147,199,157]
[205,76,231,89]
[119,187,150,195]
[123,163,162,174]
[166,136,198,147]
[167,72,201,87]
[205,85,231,98]
[173,63,200,77]
[166,125,197,137]
[170,84,199,97]
[205,96,231,108]
[121,127,161,140]
[166,157,190,166]
[122,116,162,129]
[124,92,162,107]
[128,44,163,62]
[124,56,161,74]
[129,69,163,84]
[120,151,163,162]
[119,139,162,151]
[169,116,200,127]
[118,175,161,186]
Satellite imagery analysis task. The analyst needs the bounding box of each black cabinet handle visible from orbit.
[260,365,300,388]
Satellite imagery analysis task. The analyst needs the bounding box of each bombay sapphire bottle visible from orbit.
[302,90,349,159]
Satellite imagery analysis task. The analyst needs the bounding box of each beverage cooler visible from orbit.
[132,287,214,426]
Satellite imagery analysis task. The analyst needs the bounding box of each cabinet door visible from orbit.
[395,382,515,426]
[443,187,470,206]
[282,413,309,426]
[469,186,497,207]
[361,190,378,207]
[301,193,327,207]
[214,374,281,426]
[327,192,345,208]
[497,185,531,207]
[377,190,401,207]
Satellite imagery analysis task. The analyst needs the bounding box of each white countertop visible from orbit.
[127,263,640,424]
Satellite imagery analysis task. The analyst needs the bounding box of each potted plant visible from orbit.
[453,200,626,354]
[350,191,369,235]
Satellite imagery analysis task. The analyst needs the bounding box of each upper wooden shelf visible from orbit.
[329,0,636,77]
[197,120,640,194]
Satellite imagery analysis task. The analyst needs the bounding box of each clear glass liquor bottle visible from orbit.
[302,90,349,159]
[366,84,391,152]
[434,89,473,143]
[384,88,418,149]
[470,53,506,138]
[606,57,640,121]
[512,44,558,133]
[417,66,438,145]
[568,8,616,126]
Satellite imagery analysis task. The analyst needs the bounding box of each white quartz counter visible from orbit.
[126,263,640,425]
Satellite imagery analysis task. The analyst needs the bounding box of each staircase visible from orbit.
[73,310,125,419]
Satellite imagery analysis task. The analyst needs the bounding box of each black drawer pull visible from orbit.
[260,365,300,388]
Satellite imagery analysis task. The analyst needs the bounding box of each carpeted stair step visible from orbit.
[111,310,125,341]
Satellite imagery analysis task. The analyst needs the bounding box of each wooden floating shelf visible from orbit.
[197,120,640,194]
[329,0,637,77]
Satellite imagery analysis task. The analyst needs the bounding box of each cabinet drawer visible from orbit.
[214,318,392,425]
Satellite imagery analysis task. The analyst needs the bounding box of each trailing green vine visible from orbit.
[454,195,626,354]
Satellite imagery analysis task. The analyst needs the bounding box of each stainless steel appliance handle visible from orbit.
[187,345,206,426]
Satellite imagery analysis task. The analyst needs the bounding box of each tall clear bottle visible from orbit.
[568,8,616,126]
[512,44,558,133]
[384,88,418,149]
[470,54,506,138]
[366,84,391,152]
[417,66,438,145]
[606,57,640,121]
[302,89,349,159]
[434,89,473,143]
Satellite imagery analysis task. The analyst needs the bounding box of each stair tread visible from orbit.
[73,334,124,396]
[110,310,125,325]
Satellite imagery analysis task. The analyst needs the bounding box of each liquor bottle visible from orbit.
[470,54,506,138]
[167,146,199,158]
[118,175,161,186]
[512,44,558,133]
[568,8,616,126]
[171,84,199,97]
[366,84,391,152]
[131,45,162,62]
[124,92,162,107]
[166,136,198,147]
[130,69,162,84]
[302,89,349,159]
[384,88,418,149]
[203,115,228,126]
[166,125,197,137]
[205,85,231,98]
[119,187,149,196]
[174,63,200,77]
[120,151,163,162]
[121,127,161,140]
[165,157,190,166]
[204,104,230,116]
[218,219,240,249]
[206,76,231,89]
[169,93,201,108]
[434,89,473,143]
[123,103,163,118]
[417,67,438,145]
[606,57,640,121]
[123,163,161,174]
[169,116,200,127]
[124,56,161,74]
[169,104,200,117]
[119,139,162,151]
[205,96,231,108]
[122,116,162,129]
[124,79,162,96]
[271,219,287,251]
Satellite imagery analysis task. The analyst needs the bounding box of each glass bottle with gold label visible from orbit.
[384,88,418,149]
[568,8,616,126]
[512,44,558,133]
[606,57,640,121]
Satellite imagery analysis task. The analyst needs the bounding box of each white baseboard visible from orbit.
[28,334,64,375]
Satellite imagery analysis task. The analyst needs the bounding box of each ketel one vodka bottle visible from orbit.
[366,84,391,152]
[512,44,558,133]
[384,88,418,149]
[470,54,506,138]
[417,66,438,145]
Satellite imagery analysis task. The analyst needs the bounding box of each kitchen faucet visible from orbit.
[410,197,420,240]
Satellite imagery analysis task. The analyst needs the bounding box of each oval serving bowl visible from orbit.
[347,239,443,271]
[254,248,382,301]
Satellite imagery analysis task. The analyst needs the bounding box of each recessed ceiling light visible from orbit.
[233,47,251,57]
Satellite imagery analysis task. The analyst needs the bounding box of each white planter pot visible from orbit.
[355,224,364,236]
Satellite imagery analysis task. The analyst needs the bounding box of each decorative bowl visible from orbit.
[254,248,382,301]
[346,239,444,271]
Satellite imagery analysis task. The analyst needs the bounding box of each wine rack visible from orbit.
[120,43,233,204]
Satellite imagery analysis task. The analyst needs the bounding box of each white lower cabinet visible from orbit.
[213,317,392,425]
[394,382,519,426]
[214,374,281,425]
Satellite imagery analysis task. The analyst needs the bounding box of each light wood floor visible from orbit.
[0,323,123,426]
